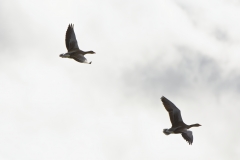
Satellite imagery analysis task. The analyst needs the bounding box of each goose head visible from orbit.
[188,123,201,129]
[193,123,201,127]
[86,50,95,54]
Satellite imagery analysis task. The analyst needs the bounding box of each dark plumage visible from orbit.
[161,96,201,145]
[60,24,95,64]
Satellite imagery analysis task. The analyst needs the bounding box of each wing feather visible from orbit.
[72,54,87,63]
[181,130,193,145]
[161,96,184,127]
[65,24,80,51]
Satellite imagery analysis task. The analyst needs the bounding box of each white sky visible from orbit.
[1,0,240,159]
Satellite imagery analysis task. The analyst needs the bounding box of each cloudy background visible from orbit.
[1,0,240,159]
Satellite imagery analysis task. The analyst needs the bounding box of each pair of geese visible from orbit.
[60,24,201,145]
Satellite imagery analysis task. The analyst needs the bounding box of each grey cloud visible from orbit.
[212,28,229,42]
[175,0,231,43]
[121,46,240,99]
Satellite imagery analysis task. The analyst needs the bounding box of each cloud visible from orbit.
[1,0,240,159]
[121,45,240,100]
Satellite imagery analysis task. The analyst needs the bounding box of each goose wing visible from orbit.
[65,24,80,51]
[72,54,87,63]
[161,96,184,127]
[181,130,193,145]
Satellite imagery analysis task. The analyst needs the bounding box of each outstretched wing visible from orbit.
[181,130,193,145]
[72,54,87,63]
[65,24,80,51]
[161,96,185,127]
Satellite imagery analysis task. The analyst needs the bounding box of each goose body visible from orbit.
[161,96,201,145]
[60,24,95,64]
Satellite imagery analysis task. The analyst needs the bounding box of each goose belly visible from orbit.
[163,128,182,135]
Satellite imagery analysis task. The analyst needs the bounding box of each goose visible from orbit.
[161,96,201,145]
[60,24,95,64]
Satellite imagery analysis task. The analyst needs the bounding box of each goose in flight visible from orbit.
[161,96,201,145]
[60,24,95,64]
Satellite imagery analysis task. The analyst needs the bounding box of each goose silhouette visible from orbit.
[60,24,95,64]
[161,96,201,145]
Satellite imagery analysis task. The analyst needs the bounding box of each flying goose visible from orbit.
[161,96,201,145]
[60,24,95,64]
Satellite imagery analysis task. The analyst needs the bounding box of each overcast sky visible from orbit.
[1,0,240,159]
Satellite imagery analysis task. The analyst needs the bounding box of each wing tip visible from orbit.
[188,139,193,145]
[160,96,167,102]
[68,23,74,28]
[182,132,193,145]
[186,138,193,145]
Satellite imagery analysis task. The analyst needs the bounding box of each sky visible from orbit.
[1,0,240,159]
